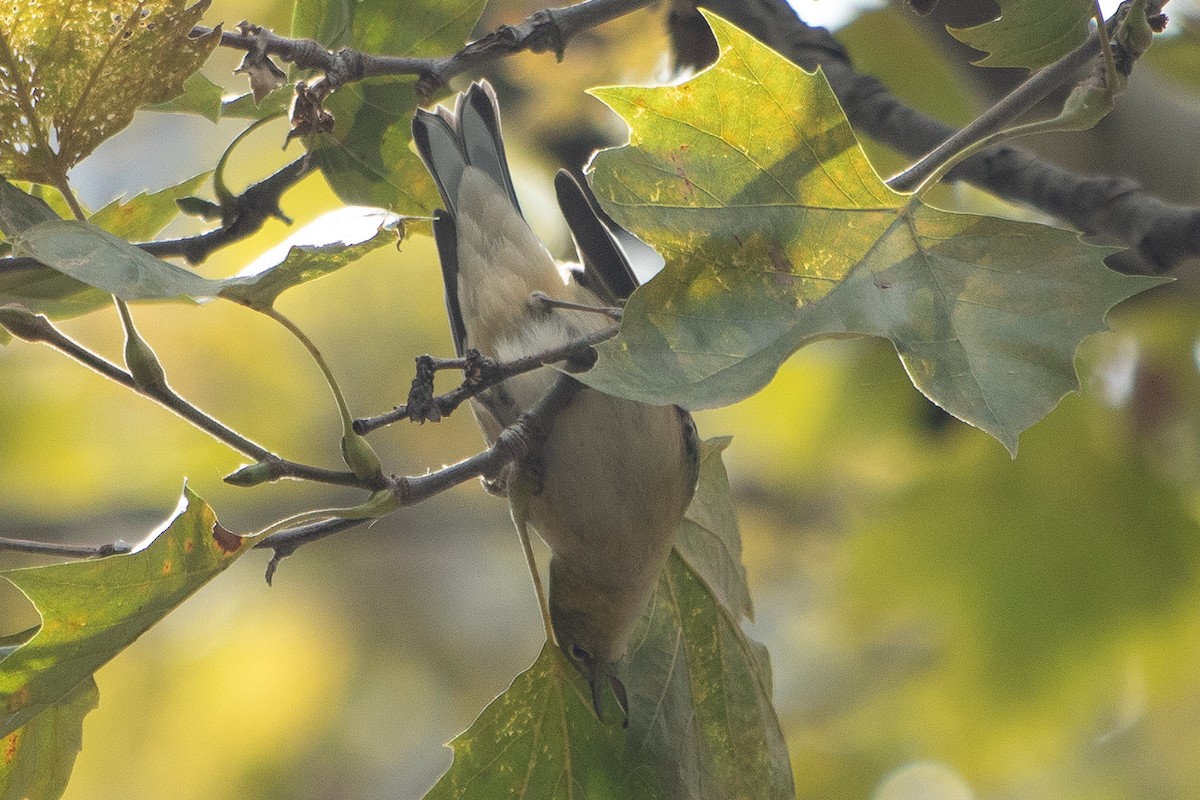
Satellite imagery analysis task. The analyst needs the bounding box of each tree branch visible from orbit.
[199,0,660,99]
[0,157,311,276]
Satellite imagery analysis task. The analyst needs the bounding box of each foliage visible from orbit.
[0,0,1195,798]
[948,0,1095,68]
[0,0,219,185]
[583,13,1163,455]
[0,490,244,798]
[292,0,489,211]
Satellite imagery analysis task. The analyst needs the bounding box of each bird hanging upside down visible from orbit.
[412,81,700,721]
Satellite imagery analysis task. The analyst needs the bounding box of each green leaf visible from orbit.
[89,172,212,241]
[427,440,792,799]
[219,222,395,311]
[582,12,1165,455]
[290,0,486,211]
[0,179,61,239]
[0,267,110,320]
[425,644,644,800]
[2,210,392,318]
[11,220,223,300]
[0,678,98,800]
[674,436,751,619]
[0,181,109,321]
[0,487,248,739]
[948,0,1094,69]
[145,71,224,121]
[0,0,221,183]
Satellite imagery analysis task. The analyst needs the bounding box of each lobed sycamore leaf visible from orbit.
[291,0,486,211]
[0,488,248,741]
[948,0,1094,69]
[219,225,395,311]
[88,172,212,241]
[0,0,220,184]
[427,440,792,799]
[582,12,1165,456]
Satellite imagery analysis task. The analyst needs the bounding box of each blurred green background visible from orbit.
[3,0,1200,797]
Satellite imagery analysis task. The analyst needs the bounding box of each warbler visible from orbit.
[412,81,699,720]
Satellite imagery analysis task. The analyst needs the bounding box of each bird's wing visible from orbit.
[554,169,638,304]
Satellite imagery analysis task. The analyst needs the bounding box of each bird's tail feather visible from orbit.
[412,81,522,219]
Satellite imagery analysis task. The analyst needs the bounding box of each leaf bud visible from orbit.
[0,304,54,341]
[224,460,282,487]
[340,431,384,482]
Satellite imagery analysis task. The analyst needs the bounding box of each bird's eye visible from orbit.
[570,642,591,663]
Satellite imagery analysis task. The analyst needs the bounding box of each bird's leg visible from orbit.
[506,468,555,644]
[528,290,623,321]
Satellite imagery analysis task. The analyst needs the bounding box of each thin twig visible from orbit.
[259,372,585,580]
[0,157,310,275]
[888,25,1104,192]
[0,536,132,559]
[354,324,618,433]
[0,306,366,488]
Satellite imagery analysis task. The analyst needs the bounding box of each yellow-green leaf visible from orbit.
[582,12,1164,455]
[0,0,220,183]
[0,678,97,800]
[0,488,248,739]
[219,224,396,311]
[88,171,212,241]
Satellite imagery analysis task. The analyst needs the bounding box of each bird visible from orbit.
[412,81,700,721]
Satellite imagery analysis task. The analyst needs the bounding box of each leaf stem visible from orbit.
[888,24,1105,193]
[260,306,383,480]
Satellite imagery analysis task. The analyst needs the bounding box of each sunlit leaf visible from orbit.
[0,0,220,183]
[0,488,248,739]
[291,0,486,211]
[0,678,97,800]
[582,12,1164,455]
[89,172,212,241]
[4,208,393,316]
[427,440,792,799]
[948,0,1094,69]
[219,223,395,311]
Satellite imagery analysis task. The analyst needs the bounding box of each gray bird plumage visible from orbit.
[412,81,699,720]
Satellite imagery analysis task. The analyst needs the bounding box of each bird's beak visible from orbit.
[609,674,629,728]
[585,665,630,727]
[588,668,607,721]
